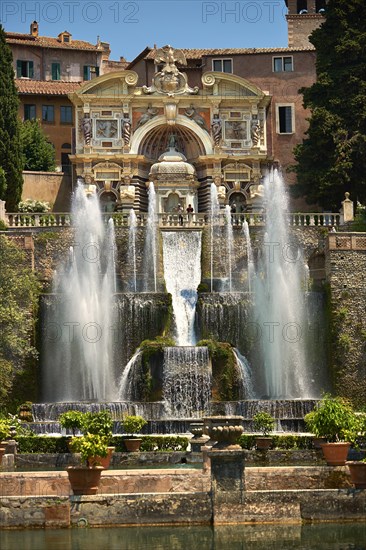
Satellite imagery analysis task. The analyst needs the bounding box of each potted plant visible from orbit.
[122,415,147,452]
[253,412,275,450]
[0,419,11,463]
[59,411,84,436]
[346,413,366,488]
[304,394,358,466]
[81,411,115,468]
[67,434,108,495]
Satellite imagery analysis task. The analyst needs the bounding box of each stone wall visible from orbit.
[22,171,72,212]
[325,234,366,406]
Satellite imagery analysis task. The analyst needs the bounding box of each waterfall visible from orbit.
[42,183,117,401]
[243,220,254,293]
[224,205,233,292]
[210,183,220,292]
[118,349,143,401]
[144,183,158,292]
[253,169,316,398]
[162,231,202,346]
[128,209,138,292]
[233,348,254,399]
[163,347,211,418]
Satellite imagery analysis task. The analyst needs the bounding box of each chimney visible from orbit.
[30,21,39,37]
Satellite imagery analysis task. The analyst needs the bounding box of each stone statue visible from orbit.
[184,105,207,131]
[211,115,222,146]
[251,120,261,146]
[135,105,158,130]
[120,184,136,202]
[82,116,92,145]
[217,185,226,200]
[122,115,131,145]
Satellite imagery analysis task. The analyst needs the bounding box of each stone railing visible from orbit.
[328,233,366,251]
[4,211,342,229]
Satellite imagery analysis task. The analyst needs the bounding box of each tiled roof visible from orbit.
[146,46,315,60]
[15,79,83,95]
[6,32,99,51]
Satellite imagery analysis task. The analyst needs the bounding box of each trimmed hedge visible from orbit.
[238,434,314,450]
[16,435,189,454]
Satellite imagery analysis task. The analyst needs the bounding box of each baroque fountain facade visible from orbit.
[36,46,330,432]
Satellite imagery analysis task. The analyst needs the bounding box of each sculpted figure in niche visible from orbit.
[211,114,222,146]
[185,105,208,131]
[122,115,131,145]
[136,105,158,129]
[82,116,92,145]
[251,120,261,146]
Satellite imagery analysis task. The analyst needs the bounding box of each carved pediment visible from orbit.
[72,71,138,99]
[202,73,270,104]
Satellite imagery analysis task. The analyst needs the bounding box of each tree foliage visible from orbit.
[0,235,40,407]
[0,25,23,211]
[293,0,366,210]
[20,120,56,172]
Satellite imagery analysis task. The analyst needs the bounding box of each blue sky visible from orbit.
[1,1,289,61]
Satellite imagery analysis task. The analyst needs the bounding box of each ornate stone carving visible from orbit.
[184,105,208,131]
[120,184,136,202]
[82,116,92,145]
[122,115,131,144]
[143,45,199,96]
[165,103,177,126]
[135,105,158,130]
[217,185,227,200]
[211,114,222,146]
[251,120,262,146]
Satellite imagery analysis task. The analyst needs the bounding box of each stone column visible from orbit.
[208,449,245,506]
[340,192,354,224]
[0,199,6,224]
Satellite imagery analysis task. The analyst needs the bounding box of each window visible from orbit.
[16,60,34,78]
[60,106,72,124]
[51,63,60,81]
[273,56,293,72]
[277,105,294,134]
[42,105,54,123]
[24,104,36,120]
[83,65,100,80]
[212,59,232,73]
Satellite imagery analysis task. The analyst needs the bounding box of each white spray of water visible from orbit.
[233,348,255,399]
[118,349,142,400]
[43,182,117,401]
[224,205,234,292]
[162,231,202,346]
[128,209,137,292]
[254,169,313,398]
[144,183,158,292]
[210,183,220,292]
[243,220,254,293]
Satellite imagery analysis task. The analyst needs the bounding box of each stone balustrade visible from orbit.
[4,211,342,229]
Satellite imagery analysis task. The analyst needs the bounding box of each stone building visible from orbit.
[5,21,125,169]
[69,0,326,213]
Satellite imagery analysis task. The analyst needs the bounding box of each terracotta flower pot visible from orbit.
[346,461,366,489]
[320,442,350,466]
[124,438,142,452]
[87,447,115,469]
[255,437,272,451]
[66,466,104,495]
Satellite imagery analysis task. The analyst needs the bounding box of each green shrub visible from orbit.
[113,435,189,453]
[304,394,358,443]
[16,436,70,454]
[59,411,84,436]
[253,412,275,436]
[122,415,147,435]
[81,411,113,439]
[238,434,313,450]
[68,433,108,467]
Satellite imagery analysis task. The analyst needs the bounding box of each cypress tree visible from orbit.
[0,25,23,211]
[293,0,366,210]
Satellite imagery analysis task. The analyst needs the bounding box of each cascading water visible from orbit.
[224,205,233,292]
[41,183,117,401]
[162,231,202,346]
[210,183,220,292]
[233,348,255,399]
[143,182,158,292]
[128,209,138,292]
[163,347,211,418]
[118,350,143,401]
[243,220,254,293]
[253,169,316,399]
